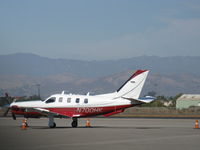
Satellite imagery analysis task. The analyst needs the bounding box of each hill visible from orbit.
[0,53,200,97]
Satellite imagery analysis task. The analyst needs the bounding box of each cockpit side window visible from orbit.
[45,97,56,103]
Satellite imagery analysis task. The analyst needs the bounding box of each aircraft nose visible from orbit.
[10,103,20,111]
[10,102,16,107]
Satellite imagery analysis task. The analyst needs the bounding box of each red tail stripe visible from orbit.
[130,70,147,79]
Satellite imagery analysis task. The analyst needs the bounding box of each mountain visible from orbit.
[1,53,200,77]
[0,53,200,97]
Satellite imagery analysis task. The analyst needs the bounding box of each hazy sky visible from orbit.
[0,0,200,60]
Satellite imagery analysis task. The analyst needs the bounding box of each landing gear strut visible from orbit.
[71,117,78,128]
[48,115,56,128]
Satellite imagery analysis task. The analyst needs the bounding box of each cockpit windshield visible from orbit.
[45,97,56,103]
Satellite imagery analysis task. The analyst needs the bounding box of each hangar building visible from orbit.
[176,94,200,109]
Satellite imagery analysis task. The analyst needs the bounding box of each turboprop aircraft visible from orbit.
[3,70,155,128]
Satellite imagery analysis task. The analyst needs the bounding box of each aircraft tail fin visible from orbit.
[115,70,149,99]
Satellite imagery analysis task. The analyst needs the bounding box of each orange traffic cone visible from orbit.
[86,118,91,127]
[24,118,29,127]
[21,119,27,130]
[194,120,199,129]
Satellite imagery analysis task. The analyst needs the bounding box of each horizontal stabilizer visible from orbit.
[138,96,156,103]
[122,96,155,104]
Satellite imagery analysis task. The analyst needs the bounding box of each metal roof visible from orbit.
[177,94,200,101]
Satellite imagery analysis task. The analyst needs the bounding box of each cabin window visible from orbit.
[84,98,88,104]
[76,98,80,103]
[59,97,63,102]
[67,98,71,103]
[45,97,56,103]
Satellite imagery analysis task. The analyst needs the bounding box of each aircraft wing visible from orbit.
[27,108,72,118]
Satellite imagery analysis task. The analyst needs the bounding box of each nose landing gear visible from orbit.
[71,117,78,128]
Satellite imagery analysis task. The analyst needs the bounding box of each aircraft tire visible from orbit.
[71,121,78,128]
[49,122,56,128]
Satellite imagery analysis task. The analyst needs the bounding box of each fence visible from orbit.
[113,107,200,118]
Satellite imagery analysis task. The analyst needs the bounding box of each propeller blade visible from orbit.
[12,113,16,120]
[3,107,10,116]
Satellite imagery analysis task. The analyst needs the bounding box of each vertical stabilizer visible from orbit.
[115,70,149,99]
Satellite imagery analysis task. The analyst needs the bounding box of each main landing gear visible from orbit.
[48,116,78,128]
[71,117,78,128]
[49,122,56,128]
[48,115,56,128]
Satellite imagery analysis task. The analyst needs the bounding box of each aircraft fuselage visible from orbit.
[11,94,132,118]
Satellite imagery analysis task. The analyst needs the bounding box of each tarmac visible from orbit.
[0,117,200,150]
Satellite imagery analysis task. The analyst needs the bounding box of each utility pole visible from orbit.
[36,84,40,99]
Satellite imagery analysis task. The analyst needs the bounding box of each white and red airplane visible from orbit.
[4,70,154,128]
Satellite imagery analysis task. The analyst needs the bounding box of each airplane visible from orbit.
[3,70,155,128]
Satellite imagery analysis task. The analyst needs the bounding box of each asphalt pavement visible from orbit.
[0,117,200,150]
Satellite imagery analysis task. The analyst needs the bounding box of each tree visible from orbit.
[146,91,157,97]
[168,93,183,107]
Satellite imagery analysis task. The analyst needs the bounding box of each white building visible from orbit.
[176,94,200,109]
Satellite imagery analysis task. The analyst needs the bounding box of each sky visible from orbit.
[0,0,200,60]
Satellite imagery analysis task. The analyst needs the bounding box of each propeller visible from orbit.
[2,105,17,120]
[1,93,17,120]
[3,107,10,116]
[12,113,16,120]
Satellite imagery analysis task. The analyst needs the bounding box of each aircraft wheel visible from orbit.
[49,122,56,128]
[71,121,78,128]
